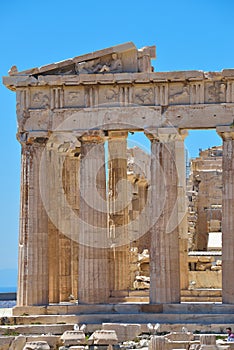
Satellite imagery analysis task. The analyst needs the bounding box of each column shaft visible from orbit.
[217,128,234,303]
[175,132,189,291]
[147,129,181,304]
[78,132,109,304]
[108,131,130,293]
[66,154,80,300]
[18,141,49,306]
[47,149,60,303]
[47,141,80,303]
[59,154,72,302]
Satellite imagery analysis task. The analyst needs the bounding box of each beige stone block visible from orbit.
[88,330,118,345]
[199,257,214,263]
[23,341,50,350]
[12,306,47,316]
[211,265,222,271]
[199,347,229,350]
[138,250,149,263]
[196,262,212,271]
[102,324,141,342]
[165,332,194,341]
[149,336,166,350]
[9,335,26,350]
[189,271,222,288]
[0,336,15,350]
[64,87,85,108]
[26,336,61,349]
[200,335,216,345]
[61,330,86,346]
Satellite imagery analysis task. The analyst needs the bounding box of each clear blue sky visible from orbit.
[0,0,232,286]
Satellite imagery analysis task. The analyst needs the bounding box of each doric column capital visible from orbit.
[46,132,81,154]
[17,131,49,146]
[78,130,106,143]
[145,128,188,143]
[216,126,234,140]
[108,130,128,140]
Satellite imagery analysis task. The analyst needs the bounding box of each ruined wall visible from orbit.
[187,146,222,251]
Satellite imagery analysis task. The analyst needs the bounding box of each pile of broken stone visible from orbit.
[5,323,232,350]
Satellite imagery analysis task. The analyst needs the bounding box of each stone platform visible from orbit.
[109,289,222,303]
[7,303,234,333]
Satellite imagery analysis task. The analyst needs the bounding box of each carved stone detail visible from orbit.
[226,82,234,103]
[85,86,99,107]
[189,83,205,104]
[76,54,122,74]
[205,82,226,103]
[169,84,189,105]
[16,89,30,128]
[135,87,154,105]
[119,86,132,105]
[154,84,169,105]
[31,91,50,109]
[63,88,85,108]
[106,87,119,101]
[51,87,64,109]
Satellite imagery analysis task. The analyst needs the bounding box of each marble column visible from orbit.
[108,131,130,294]
[59,153,73,302]
[78,131,109,304]
[17,138,49,306]
[47,148,61,304]
[46,148,70,303]
[46,139,80,303]
[146,128,181,304]
[174,131,189,291]
[217,126,234,304]
[63,151,80,300]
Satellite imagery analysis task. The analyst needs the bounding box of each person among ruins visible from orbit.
[226,327,234,341]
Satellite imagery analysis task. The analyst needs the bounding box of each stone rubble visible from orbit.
[0,326,234,350]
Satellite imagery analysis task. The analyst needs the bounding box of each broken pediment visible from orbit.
[8,42,156,77]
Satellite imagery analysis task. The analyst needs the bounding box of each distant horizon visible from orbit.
[0,286,17,293]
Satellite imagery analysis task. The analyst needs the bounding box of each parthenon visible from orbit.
[3,42,234,316]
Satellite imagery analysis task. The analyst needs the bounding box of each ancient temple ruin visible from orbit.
[187,146,223,251]
[3,42,234,315]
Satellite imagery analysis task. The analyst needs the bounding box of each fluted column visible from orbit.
[59,153,73,302]
[108,131,130,294]
[175,130,189,291]
[63,151,80,300]
[78,131,109,304]
[217,126,234,303]
[46,147,70,303]
[46,136,80,303]
[17,138,49,306]
[146,128,181,304]
[46,148,62,304]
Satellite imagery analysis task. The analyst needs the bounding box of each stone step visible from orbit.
[12,303,234,316]
[180,289,222,297]
[181,297,222,302]
[110,289,222,303]
[0,323,74,335]
[110,296,222,303]
[74,312,234,325]
[0,317,233,336]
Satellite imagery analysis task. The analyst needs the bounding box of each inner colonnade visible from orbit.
[18,126,189,306]
[3,42,234,313]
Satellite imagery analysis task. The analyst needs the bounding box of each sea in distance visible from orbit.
[0,287,17,308]
[0,287,17,293]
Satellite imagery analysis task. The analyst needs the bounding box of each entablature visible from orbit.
[3,42,234,135]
